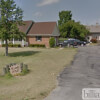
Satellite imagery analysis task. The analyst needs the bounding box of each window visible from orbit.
[36,36,42,41]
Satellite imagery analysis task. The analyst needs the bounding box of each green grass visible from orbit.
[4,73,13,79]
[0,47,77,100]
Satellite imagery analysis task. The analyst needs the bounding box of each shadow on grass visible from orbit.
[8,51,40,57]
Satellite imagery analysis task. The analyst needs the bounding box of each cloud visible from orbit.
[33,12,42,17]
[37,0,60,7]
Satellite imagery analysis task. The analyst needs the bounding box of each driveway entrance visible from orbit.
[45,46,100,100]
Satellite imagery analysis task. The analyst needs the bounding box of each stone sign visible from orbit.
[9,64,22,76]
[3,63,28,76]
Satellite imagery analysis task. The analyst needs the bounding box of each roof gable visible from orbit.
[86,25,100,33]
[18,21,33,34]
[28,22,57,35]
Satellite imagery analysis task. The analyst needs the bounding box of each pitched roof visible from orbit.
[18,21,33,34]
[28,22,57,36]
[86,25,100,33]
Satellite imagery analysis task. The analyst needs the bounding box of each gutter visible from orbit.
[27,34,60,37]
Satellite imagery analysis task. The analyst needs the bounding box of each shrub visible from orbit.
[20,64,29,76]
[29,44,45,48]
[4,72,13,79]
[13,44,21,47]
[2,44,6,47]
[20,69,29,76]
[2,44,21,47]
[90,38,97,43]
[49,37,55,47]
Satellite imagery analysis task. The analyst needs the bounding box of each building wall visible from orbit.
[87,33,100,42]
[27,36,50,48]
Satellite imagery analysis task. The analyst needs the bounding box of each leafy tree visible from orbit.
[0,0,25,56]
[58,10,72,26]
[59,20,74,38]
[59,20,89,40]
[58,10,89,40]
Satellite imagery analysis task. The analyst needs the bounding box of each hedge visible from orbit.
[2,44,21,47]
[29,44,45,48]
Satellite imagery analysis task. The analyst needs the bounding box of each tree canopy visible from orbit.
[58,10,89,40]
[0,0,25,56]
[58,10,72,26]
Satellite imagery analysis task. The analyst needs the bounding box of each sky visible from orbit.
[14,0,100,25]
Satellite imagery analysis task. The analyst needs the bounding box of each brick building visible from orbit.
[0,21,60,48]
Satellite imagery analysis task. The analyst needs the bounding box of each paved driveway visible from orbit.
[45,46,100,100]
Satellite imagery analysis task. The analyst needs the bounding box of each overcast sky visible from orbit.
[14,0,100,25]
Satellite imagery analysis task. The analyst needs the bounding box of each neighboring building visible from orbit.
[86,24,100,42]
[0,21,60,48]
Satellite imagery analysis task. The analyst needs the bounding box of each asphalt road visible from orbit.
[45,46,100,100]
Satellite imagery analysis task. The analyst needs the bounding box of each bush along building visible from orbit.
[0,21,60,48]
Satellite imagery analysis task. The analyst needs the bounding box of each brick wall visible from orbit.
[27,36,50,48]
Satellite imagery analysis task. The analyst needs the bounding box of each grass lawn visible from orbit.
[0,47,77,100]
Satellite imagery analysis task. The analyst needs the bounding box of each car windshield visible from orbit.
[75,39,80,42]
[64,40,68,42]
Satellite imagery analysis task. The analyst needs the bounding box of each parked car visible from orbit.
[74,39,86,46]
[58,40,64,47]
[63,40,77,47]
[63,39,86,47]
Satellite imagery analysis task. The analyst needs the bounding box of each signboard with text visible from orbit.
[10,64,22,76]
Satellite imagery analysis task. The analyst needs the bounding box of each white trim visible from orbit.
[13,38,15,44]
[22,39,24,47]
[0,41,1,45]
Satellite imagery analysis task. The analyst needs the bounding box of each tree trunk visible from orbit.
[5,39,8,56]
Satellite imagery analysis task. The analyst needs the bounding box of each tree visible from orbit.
[59,20,74,38]
[0,0,25,56]
[58,10,72,26]
[59,20,89,40]
[58,10,89,40]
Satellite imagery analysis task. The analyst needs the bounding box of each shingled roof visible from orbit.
[18,21,33,34]
[86,25,100,33]
[28,22,57,36]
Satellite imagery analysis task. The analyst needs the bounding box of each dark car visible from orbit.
[63,39,86,47]
[74,39,86,46]
[63,40,77,47]
[58,40,64,47]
